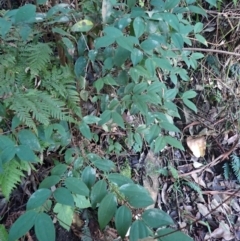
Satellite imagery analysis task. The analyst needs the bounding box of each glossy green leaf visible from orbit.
[133,83,148,95]
[194,22,203,34]
[51,164,68,176]
[112,111,125,129]
[79,122,92,140]
[16,145,37,162]
[0,146,16,164]
[164,0,180,9]
[182,90,197,99]
[116,36,138,52]
[92,158,116,172]
[129,220,150,241]
[195,34,208,46]
[103,26,123,38]
[188,6,206,16]
[15,4,36,23]
[71,19,93,32]
[145,58,155,77]
[154,136,166,153]
[82,166,96,189]
[115,206,132,238]
[74,56,87,78]
[18,130,41,152]
[39,176,60,189]
[164,136,184,150]
[0,136,15,151]
[90,180,108,208]
[182,98,197,113]
[27,189,51,210]
[53,187,74,206]
[95,36,115,49]
[9,210,37,241]
[0,18,11,38]
[53,204,74,231]
[171,33,183,49]
[119,184,154,208]
[156,228,193,241]
[131,48,143,66]
[35,213,55,241]
[133,17,145,38]
[65,177,89,196]
[83,115,101,124]
[108,173,134,186]
[98,193,117,229]
[142,209,174,228]
[140,39,158,51]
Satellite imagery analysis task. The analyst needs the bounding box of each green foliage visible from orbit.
[0,0,208,240]
[224,154,240,182]
[0,224,8,241]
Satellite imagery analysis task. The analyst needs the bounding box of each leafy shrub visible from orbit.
[0,0,207,240]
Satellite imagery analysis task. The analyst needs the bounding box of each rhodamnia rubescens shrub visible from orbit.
[0,0,207,240]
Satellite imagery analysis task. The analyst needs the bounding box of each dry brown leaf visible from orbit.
[191,173,206,188]
[187,136,206,158]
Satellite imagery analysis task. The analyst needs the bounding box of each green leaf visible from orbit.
[160,122,180,133]
[18,130,41,152]
[153,58,172,71]
[98,110,112,126]
[27,189,51,210]
[182,98,197,113]
[91,158,116,172]
[65,177,89,196]
[154,136,166,153]
[82,166,96,189]
[164,0,180,9]
[108,173,134,186]
[112,111,125,129]
[205,0,216,7]
[95,36,115,49]
[140,39,158,51]
[83,115,101,124]
[0,18,12,38]
[131,48,143,66]
[15,145,37,162]
[73,194,91,208]
[171,33,183,49]
[103,26,123,38]
[15,4,36,23]
[0,136,15,151]
[145,58,155,77]
[53,204,74,231]
[71,19,93,32]
[35,213,55,241]
[90,180,108,208]
[194,22,203,34]
[119,184,154,208]
[39,176,60,189]
[133,17,145,38]
[79,122,92,140]
[103,76,118,86]
[0,224,8,241]
[116,36,138,52]
[9,210,37,241]
[51,164,68,176]
[129,220,150,241]
[115,206,132,239]
[74,56,87,78]
[98,193,117,229]
[164,13,180,31]
[132,95,148,115]
[164,136,184,150]
[53,187,74,206]
[0,146,16,164]
[182,90,197,99]
[188,6,207,16]
[37,0,47,4]
[94,78,104,93]
[195,34,208,46]
[156,228,193,241]
[142,209,174,228]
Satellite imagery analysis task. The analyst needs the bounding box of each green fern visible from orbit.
[0,159,31,199]
[231,154,240,182]
[184,180,203,197]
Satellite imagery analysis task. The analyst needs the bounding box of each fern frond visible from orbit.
[223,162,230,180]
[0,159,30,199]
[184,180,203,197]
[22,43,52,76]
[231,154,240,182]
